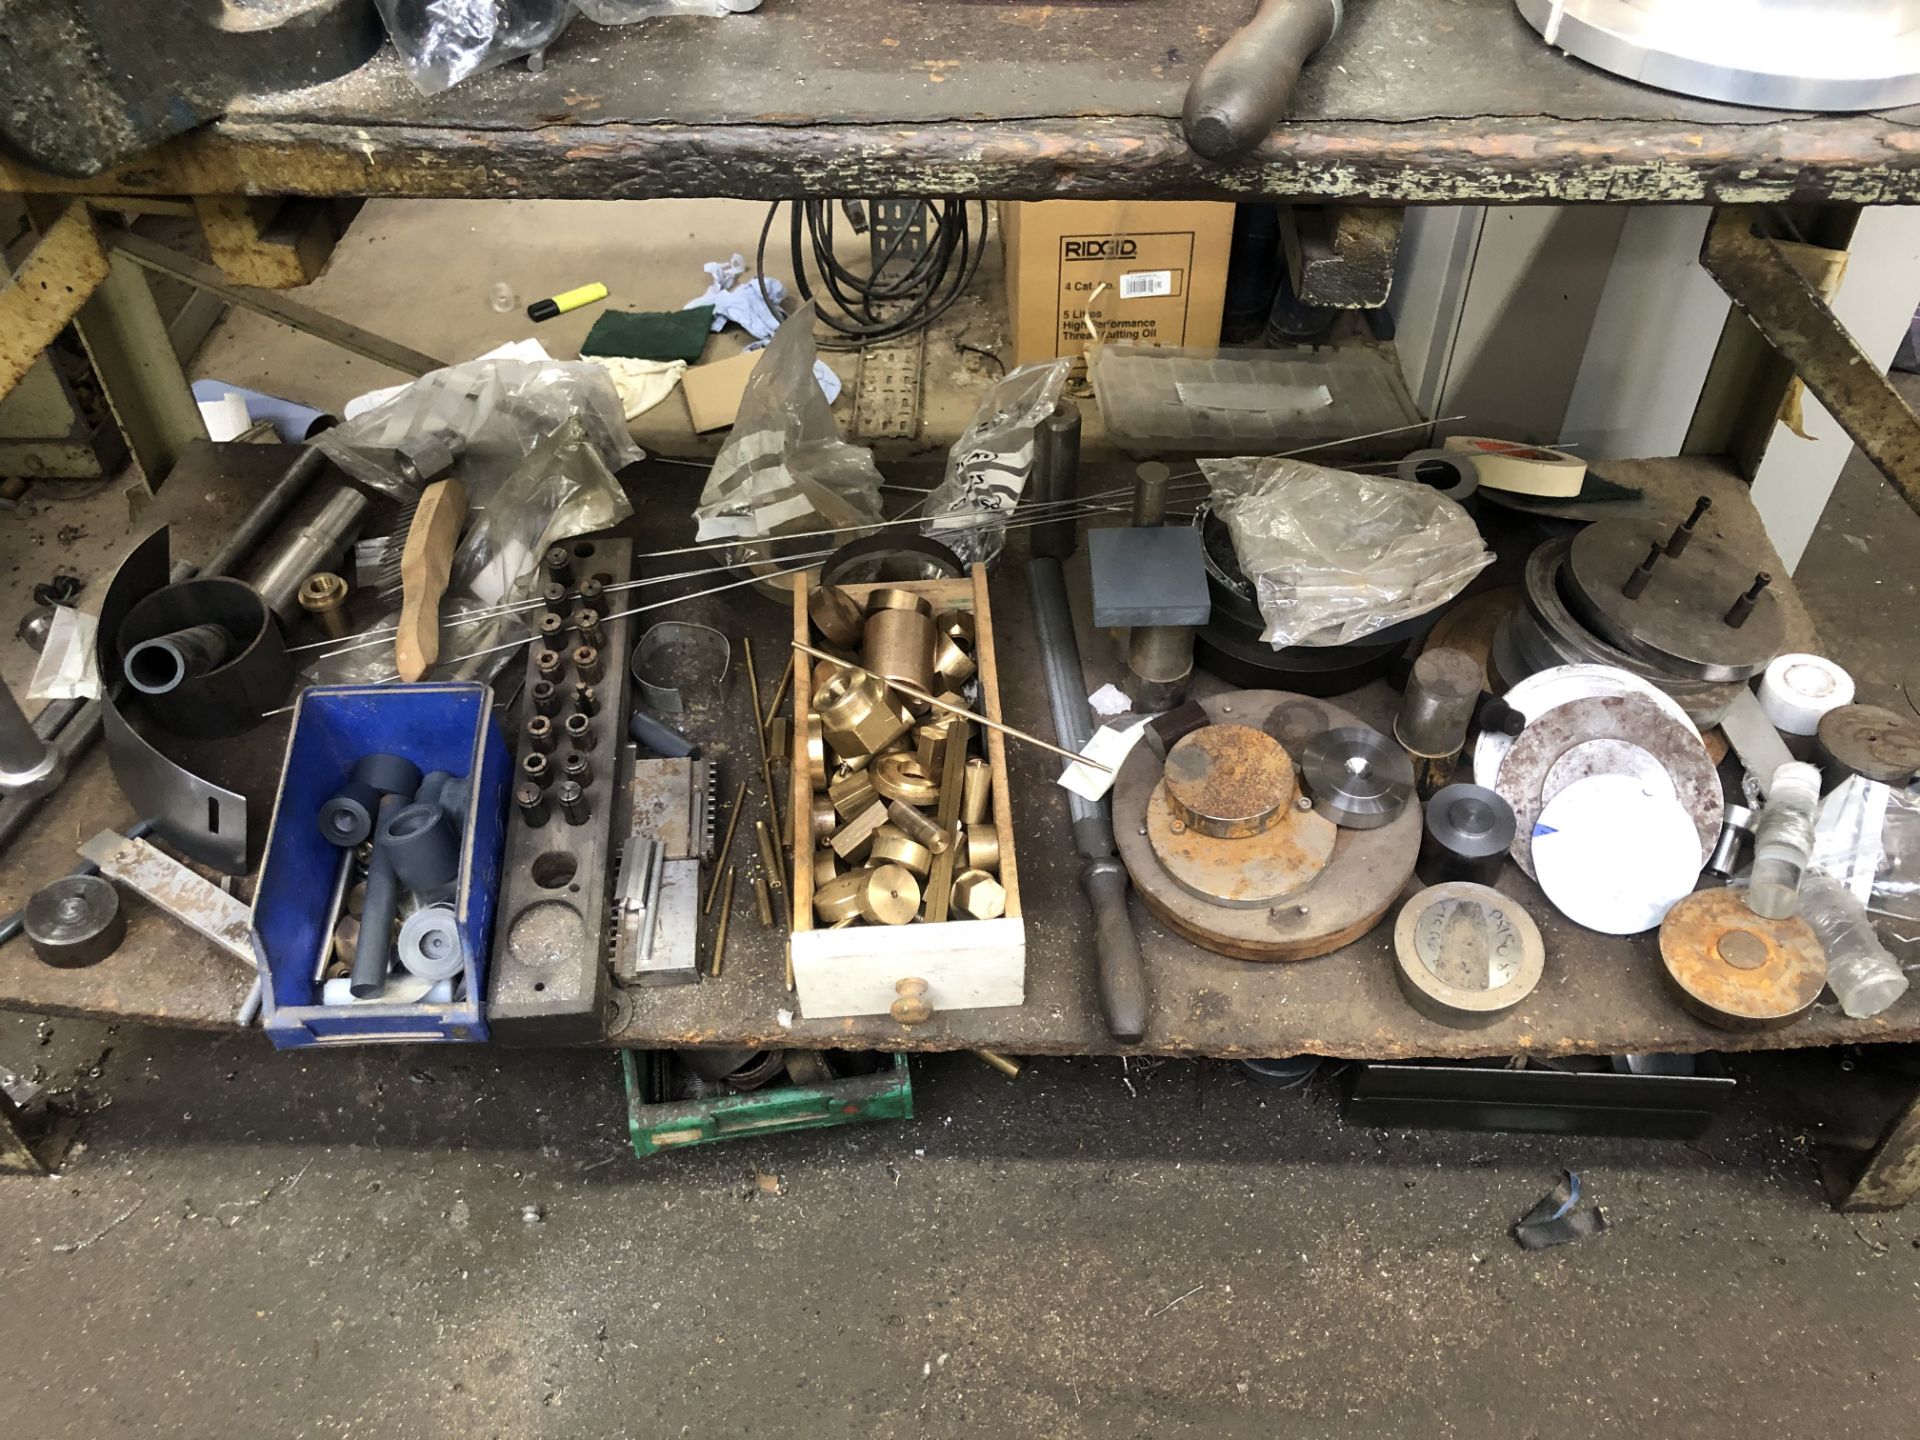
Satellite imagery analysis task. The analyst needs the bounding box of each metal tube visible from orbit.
[0,682,58,794]
[1028,401,1082,561]
[249,485,371,623]
[205,445,332,579]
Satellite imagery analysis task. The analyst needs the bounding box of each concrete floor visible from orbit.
[3,206,1920,1437]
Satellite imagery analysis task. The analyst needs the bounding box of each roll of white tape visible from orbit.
[1758,652,1856,735]
[1441,436,1587,497]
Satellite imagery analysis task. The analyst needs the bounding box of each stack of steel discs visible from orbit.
[1493,496,1782,726]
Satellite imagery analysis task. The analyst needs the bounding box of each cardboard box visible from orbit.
[1001,201,1235,368]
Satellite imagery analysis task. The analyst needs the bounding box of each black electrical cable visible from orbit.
[757,199,990,351]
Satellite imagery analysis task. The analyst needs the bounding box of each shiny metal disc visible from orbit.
[1301,726,1415,830]
[1394,881,1545,1027]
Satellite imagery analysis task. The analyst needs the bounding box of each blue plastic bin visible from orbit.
[251,683,510,1048]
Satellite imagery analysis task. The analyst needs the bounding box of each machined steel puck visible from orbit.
[1300,725,1414,830]
[1393,881,1544,1027]
[1816,704,1920,789]
[1417,784,1516,887]
[24,875,125,968]
[1658,887,1826,1031]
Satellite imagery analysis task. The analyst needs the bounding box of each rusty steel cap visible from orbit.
[1163,725,1295,840]
[1658,887,1826,1031]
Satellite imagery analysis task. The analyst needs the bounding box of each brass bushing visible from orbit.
[808,585,866,648]
[297,572,350,639]
[867,587,934,617]
[961,757,993,825]
[863,606,936,696]
[873,752,939,807]
[571,644,603,683]
[935,609,976,650]
[888,800,951,855]
[768,716,791,765]
[809,795,837,842]
[858,864,921,925]
[805,715,828,789]
[952,868,1008,920]
[965,823,1001,873]
[915,717,958,775]
[812,847,841,888]
[828,768,880,820]
[817,669,913,759]
[829,799,890,861]
[813,867,874,924]
[932,634,976,692]
[869,824,932,878]
[812,656,856,696]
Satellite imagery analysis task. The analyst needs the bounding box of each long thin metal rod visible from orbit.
[743,638,787,853]
[792,640,1108,773]
[704,780,749,914]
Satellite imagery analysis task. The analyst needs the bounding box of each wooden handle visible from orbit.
[1182,0,1340,161]
[394,478,467,682]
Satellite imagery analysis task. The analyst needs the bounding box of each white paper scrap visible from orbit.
[1087,683,1130,718]
[1059,718,1149,802]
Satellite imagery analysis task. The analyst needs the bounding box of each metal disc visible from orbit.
[1659,887,1826,1031]
[1496,692,1720,880]
[1300,726,1415,830]
[1532,775,1703,935]
[1541,738,1676,813]
[1474,661,1700,797]
[1112,690,1423,961]
[24,875,125,968]
[1162,725,1293,839]
[1393,881,1545,1027]
[1146,779,1336,908]
[1565,517,1783,681]
[1816,704,1920,788]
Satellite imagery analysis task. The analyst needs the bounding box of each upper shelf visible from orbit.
[8,0,1920,204]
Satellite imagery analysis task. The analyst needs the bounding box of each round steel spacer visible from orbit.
[24,875,125,968]
[1816,703,1920,789]
[1162,724,1295,839]
[1417,784,1516,888]
[1393,881,1544,1027]
[1300,725,1415,830]
[1658,886,1826,1031]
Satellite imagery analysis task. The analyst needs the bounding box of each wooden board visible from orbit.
[8,0,1920,204]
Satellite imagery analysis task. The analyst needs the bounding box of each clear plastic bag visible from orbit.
[577,0,759,21]
[313,357,640,504]
[1199,457,1492,648]
[693,304,883,549]
[374,0,575,96]
[923,359,1071,566]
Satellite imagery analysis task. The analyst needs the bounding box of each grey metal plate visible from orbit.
[1088,526,1212,628]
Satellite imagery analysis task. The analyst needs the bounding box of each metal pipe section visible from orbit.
[250,484,371,623]
[0,682,63,799]
[1028,401,1082,561]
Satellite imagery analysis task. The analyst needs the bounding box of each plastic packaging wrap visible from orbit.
[1800,871,1909,1018]
[923,359,1071,566]
[374,0,575,96]
[578,0,758,22]
[693,305,883,550]
[1199,458,1492,648]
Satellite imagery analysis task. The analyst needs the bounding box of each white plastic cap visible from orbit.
[1758,653,1855,735]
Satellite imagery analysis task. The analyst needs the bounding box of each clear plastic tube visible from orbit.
[1801,870,1909,1018]
[1748,762,1822,919]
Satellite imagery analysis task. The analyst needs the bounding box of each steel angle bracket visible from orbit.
[1701,207,1920,520]
[93,527,250,874]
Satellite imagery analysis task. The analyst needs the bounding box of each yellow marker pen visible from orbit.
[526,282,608,322]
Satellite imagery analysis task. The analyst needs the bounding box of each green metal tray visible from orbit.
[620,1052,913,1158]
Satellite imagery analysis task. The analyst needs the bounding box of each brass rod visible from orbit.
[972,1049,1023,1079]
[703,780,750,915]
[709,866,735,977]
[764,654,795,734]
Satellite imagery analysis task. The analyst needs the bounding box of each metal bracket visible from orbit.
[1701,206,1920,519]
[78,829,257,967]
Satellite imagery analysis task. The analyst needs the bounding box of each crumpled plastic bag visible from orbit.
[922,359,1071,567]
[375,0,575,96]
[1201,457,1492,648]
[693,304,883,553]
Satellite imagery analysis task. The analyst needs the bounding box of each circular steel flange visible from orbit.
[24,875,125,968]
[1113,690,1423,960]
[1300,725,1414,830]
[1393,881,1544,1027]
[1659,887,1827,1031]
[1496,692,1720,880]
[1816,703,1920,788]
[1564,517,1783,682]
[1474,662,1701,797]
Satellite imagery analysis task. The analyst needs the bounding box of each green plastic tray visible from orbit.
[620,1052,913,1158]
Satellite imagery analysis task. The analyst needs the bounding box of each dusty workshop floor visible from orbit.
[2,208,1920,1437]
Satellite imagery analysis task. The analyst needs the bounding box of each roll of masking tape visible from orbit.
[1441,436,1587,498]
[1759,652,1856,736]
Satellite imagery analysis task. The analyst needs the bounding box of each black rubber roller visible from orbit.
[318,752,424,848]
[380,801,462,898]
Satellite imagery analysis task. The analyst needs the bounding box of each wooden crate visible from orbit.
[789,566,1025,1019]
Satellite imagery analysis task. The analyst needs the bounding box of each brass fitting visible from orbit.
[965,823,1000,873]
[858,864,921,925]
[866,587,933,617]
[869,824,932,878]
[805,715,828,790]
[915,717,957,775]
[813,867,874,924]
[952,868,1008,920]
[810,795,837,842]
[863,606,936,697]
[887,800,950,855]
[297,572,350,639]
[961,756,993,825]
[817,669,912,759]
[829,799,890,861]
[934,609,975,649]
[811,847,841,889]
[808,585,866,648]
[828,769,880,821]
[931,634,976,693]
[873,752,939,807]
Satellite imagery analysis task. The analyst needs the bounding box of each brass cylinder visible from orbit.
[297,572,350,640]
[829,799,889,861]
[754,874,775,928]
[813,868,871,924]
[934,609,975,650]
[873,752,939,807]
[828,768,879,820]
[867,587,933,617]
[952,868,1008,920]
[805,715,828,790]
[961,756,992,825]
[811,847,840,888]
[812,656,855,696]
[809,795,837,842]
[888,800,950,855]
[863,606,936,696]
[859,864,921,925]
[869,824,932,878]
[966,823,1001,873]
[931,634,976,692]
[808,585,866,648]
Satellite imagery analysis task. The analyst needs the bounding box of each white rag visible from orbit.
[685,254,788,341]
[589,357,689,420]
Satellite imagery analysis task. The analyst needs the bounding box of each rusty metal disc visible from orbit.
[1146,775,1336,908]
[1162,724,1294,839]
[1114,690,1422,961]
[1393,882,1545,1027]
[1474,661,1699,794]
[1658,886,1826,1031]
[1816,704,1920,788]
[1495,692,1721,880]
